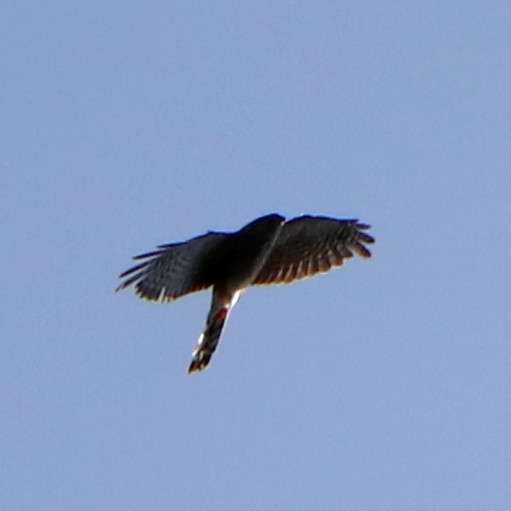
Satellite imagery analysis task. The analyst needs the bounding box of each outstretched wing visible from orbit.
[116,232,227,302]
[253,216,374,285]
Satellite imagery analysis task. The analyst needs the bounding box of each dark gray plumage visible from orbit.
[117,213,374,373]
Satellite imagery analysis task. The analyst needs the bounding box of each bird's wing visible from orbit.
[116,232,227,302]
[253,216,374,285]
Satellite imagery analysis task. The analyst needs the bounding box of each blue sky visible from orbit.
[2,1,511,509]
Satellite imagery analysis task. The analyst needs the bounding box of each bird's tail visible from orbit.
[188,291,235,373]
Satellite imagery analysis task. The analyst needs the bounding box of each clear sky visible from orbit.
[2,1,511,510]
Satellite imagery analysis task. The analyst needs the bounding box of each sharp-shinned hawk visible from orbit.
[117,213,374,373]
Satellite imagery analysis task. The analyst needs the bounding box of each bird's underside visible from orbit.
[117,213,374,374]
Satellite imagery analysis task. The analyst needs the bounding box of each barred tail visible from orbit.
[188,305,229,374]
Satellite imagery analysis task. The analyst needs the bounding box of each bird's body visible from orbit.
[117,213,374,373]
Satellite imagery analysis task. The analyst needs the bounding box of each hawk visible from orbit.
[117,213,374,373]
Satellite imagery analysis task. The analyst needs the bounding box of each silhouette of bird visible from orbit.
[117,213,374,373]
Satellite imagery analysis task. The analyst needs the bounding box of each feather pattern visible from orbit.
[253,216,374,285]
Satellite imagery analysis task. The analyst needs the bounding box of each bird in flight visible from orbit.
[117,213,374,374]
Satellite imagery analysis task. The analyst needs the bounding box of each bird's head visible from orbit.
[239,213,285,240]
